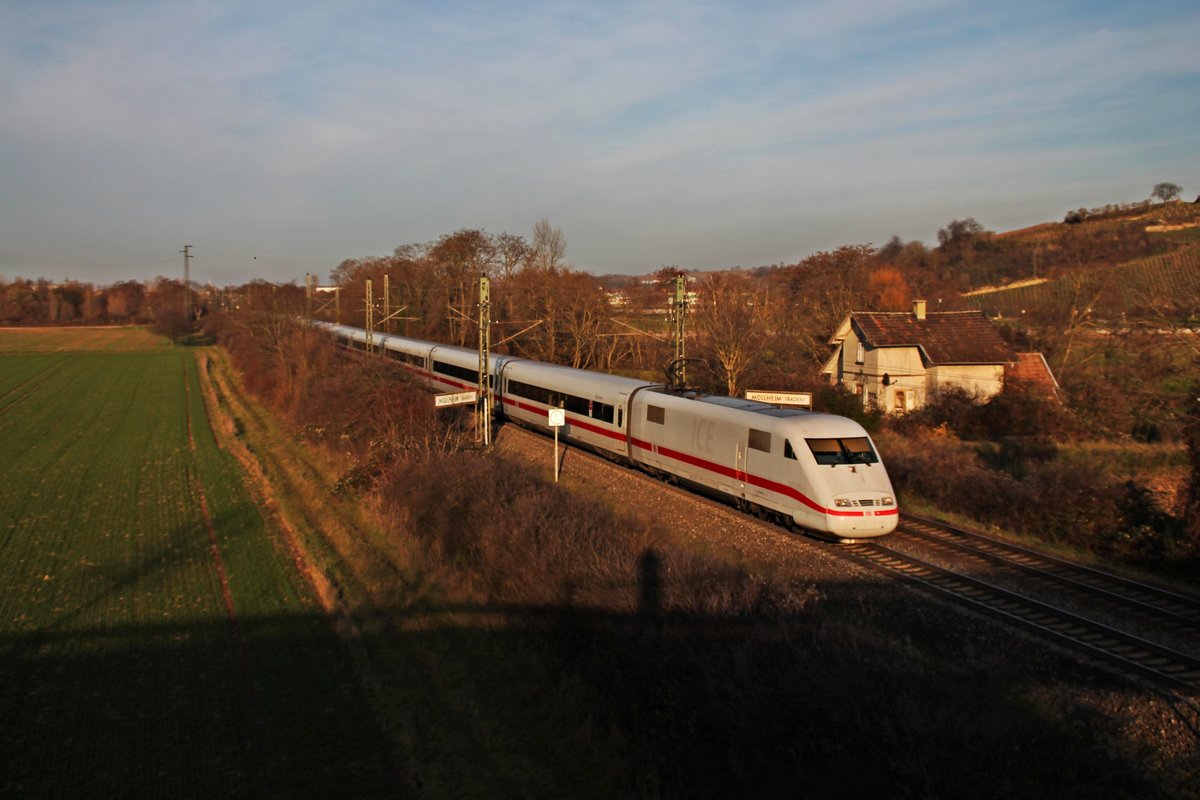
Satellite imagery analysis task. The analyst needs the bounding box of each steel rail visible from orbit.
[841,541,1200,693]
[897,515,1200,632]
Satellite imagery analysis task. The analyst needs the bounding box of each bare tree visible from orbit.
[429,229,497,345]
[557,271,610,369]
[1152,182,1182,203]
[693,272,770,397]
[494,232,529,281]
[780,245,875,366]
[530,219,567,273]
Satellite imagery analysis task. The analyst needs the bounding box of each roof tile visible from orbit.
[852,310,1016,365]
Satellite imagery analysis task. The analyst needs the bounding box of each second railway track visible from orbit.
[848,515,1200,693]
[502,423,1200,693]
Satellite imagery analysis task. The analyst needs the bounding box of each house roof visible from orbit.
[1006,352,1063,400]
[850,310,1017,365]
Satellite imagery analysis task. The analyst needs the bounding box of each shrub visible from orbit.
[976,436,1059,479]
[892,386,1073,442]
[815,384,883,432]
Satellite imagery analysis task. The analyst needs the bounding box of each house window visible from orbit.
[855,342,865,364]
[894,390,906,412]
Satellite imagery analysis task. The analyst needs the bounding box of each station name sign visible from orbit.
[744,390,812,408]
[434,391,478,408]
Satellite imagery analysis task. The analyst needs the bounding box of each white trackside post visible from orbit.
[548,407,565,482]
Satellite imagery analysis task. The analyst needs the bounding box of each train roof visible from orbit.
[655,391,813,418]
[504,357,656,393]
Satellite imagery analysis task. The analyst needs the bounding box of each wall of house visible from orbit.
[926,364,1005,400]
[827,332,928,413]
[822,313,1011,414]
[869,347,925,412]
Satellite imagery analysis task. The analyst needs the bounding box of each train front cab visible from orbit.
[799,432,897,538]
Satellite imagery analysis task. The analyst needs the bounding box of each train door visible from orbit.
[735,443,747,499]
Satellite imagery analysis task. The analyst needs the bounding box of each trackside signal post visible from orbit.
[548,406,565,481]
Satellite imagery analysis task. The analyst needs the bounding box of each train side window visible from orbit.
[748,428,771,453]
[433,360,478,384]
[647,405,665,424]
[593,402,614,424]
[784,439,798,460]
[565,394,589,416]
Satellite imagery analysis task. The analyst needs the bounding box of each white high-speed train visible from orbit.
[316,322,897,539]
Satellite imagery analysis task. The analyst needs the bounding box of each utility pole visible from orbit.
[365,279,374,352]
[477,275,492,447]
[383,274,391,335]
[180,245,193,320]
[673,273,687,388]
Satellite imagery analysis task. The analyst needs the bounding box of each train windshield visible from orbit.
[805,437,879,466]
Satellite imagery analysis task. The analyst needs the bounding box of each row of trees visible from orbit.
[318,225,924,398]
[0,276,193,326]
[8,194,1196,438]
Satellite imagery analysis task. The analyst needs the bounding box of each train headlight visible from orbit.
[880,496,894,506]
[834,498,853,508]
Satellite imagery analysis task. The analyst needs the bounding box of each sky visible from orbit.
[1,1,1197,287]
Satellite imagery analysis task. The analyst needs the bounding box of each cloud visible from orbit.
[1,1,1197,281]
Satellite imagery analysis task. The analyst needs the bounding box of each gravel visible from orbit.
[493,421,1200,770]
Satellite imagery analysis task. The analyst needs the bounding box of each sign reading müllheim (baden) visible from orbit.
[434,391,478,408]
[744,390,812,409]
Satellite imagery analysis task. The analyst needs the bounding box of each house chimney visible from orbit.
[913,299,927,320]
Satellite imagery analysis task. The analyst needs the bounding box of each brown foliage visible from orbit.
[692,271,770,396]
[869,265,910,310]
[877,427,1194,571]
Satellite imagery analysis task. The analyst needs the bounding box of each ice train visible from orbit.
[316,322,897,539]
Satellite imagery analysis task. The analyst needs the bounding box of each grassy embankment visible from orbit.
[0,328,395,798]
[201,326,1199,798]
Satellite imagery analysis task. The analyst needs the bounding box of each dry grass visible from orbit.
[0,325,169,352]
[203,317,1199,798]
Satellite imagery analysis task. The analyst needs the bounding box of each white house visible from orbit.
[821,300,1049,413]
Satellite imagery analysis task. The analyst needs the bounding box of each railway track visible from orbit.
[898,514,1200,632]
[501,424,1200,693]
[843,515,1200,693]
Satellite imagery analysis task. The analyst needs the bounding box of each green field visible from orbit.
[0,331,396,798]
